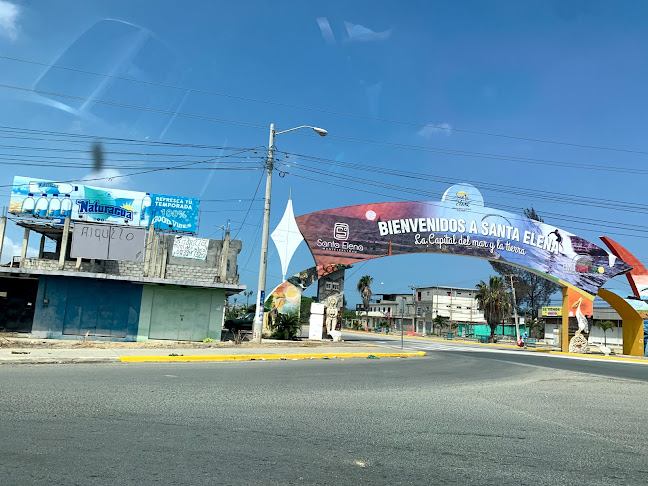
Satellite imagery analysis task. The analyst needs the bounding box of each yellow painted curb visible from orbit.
[119,351,426,363]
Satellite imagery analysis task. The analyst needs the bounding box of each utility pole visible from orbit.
[410,285,417,334]
[398,296,405,349]
[252,124,328,343]
[508,274,520,341]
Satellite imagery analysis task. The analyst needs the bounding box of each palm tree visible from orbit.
[594,320,615,347]
[475,276,511,340]
[357,275,374,329]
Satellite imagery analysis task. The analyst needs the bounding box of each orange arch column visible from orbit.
[597,289,644,356]
[561,287,594,353]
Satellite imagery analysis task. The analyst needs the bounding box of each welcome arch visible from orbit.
[269,184,641,355]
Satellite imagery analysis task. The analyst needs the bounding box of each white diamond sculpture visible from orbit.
[271,197,304,281]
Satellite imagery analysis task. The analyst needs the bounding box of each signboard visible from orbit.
[71,222,146,262]
[295,184,631,295]
[172,236,209,260]
[9,176,199,233]
[542,307,563,317]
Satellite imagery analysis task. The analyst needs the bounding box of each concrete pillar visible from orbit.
[219,231,231,283]
[0,215,6,262]
[58,216,71,270]
[19,227,29,268]
[150,234,159,278]
[143,222,154,277]
[161,247,168,279]
[75,257,82,270]
[39,234,46,258]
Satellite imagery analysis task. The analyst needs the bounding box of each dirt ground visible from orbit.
[0,332,355,349]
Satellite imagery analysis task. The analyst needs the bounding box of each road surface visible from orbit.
[1,349,646,485]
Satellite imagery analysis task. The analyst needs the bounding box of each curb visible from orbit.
[119,351,426,363]
[0,357,119,365]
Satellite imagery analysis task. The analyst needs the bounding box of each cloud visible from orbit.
[0,1,20,41]
[417,123,453,138]
[316,17,336,45]
[344,21,391,42]
[82,169,130,188]
[1,235,37,264]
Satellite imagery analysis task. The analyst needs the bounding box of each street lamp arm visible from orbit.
[274,125,328,137]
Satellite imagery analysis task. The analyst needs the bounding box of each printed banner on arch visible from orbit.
[8,176,199,232]
[295,184,632,295]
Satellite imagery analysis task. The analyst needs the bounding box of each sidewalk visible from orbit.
[0,336,425,365]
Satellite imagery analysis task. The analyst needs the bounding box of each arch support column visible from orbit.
[598,289,644,357]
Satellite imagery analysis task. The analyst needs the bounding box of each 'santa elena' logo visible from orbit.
[334,223,349,240]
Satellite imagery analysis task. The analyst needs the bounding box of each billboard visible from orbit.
[9,176,199,233]
[295,184,632,295]
[541,307,562,317]
[71,223,146,262]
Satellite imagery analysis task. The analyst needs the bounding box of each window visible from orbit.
[331,282,340,291]
[325,281,332,290]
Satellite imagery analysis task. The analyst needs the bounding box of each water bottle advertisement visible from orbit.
[8,176,199,233]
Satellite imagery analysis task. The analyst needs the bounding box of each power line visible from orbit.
[278,150,648,214]
[4,54,648,155]
[315,135,648,175]
[0,125,255,151]
[288,163,648,235]
[0,147,263,188]
[0,83,267,131]
[284,169,648,240]
[4,85,648,177]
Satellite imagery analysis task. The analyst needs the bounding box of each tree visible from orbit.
[270,312,301,340]
[475,276,511,339]
[594,320,615,347]
[356,275,374,328]
[490,207,560,318]
[300,296,315,324]
[432,315,448,335]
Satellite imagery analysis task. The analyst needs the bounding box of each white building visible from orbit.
[364,286,486,335]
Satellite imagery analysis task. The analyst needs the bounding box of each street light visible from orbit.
[252,123,328,342]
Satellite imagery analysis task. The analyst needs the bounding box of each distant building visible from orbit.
[541,305,625,347]
[362,286,486,334]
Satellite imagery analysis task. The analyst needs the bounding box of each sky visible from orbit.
[1,0,648,307]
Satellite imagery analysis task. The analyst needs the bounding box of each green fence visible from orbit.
[458,324,527,338]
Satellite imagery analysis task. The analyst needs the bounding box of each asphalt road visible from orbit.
[344,330,648,382]
[1,352,647,485]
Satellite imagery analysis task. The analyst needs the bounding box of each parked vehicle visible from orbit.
[224,313,255,333]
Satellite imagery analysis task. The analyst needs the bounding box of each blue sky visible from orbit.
[1,0,648,306]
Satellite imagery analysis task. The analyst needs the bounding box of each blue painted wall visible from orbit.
[32,276,142,341]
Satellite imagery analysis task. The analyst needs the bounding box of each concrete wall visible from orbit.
[137,285,225,342]
[543,322,623,346]
[32,275,142,341]
[21,230,242,285]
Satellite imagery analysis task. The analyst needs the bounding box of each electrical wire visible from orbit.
[277,150,648,215]
[4,54,648,155]
[283,169,648,240]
